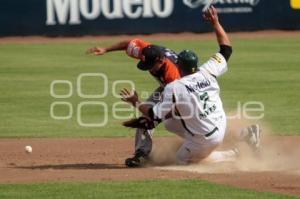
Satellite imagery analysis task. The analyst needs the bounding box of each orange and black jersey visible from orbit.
[149,59,181,87]
[126,38,181,86]
[126,38,150,59]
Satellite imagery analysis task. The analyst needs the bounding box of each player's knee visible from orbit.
[176,147,191,165]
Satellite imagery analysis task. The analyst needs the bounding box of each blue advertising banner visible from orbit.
[0,0,300,36]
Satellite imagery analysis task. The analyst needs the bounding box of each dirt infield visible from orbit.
[0,137,299,196]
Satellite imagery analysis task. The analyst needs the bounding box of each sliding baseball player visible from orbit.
[87,36,181,167]
[120,6,260,166]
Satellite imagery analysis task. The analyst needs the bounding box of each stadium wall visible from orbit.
[1,0,300,36]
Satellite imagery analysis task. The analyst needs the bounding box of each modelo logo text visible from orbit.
[46,0,174,25]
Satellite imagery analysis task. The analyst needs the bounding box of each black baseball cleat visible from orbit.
[125,150,147,168]
[125,157,142,168]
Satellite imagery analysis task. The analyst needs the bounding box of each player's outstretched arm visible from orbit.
[203,6,232,61]
[86,40,130,55]
[203,6,230,46]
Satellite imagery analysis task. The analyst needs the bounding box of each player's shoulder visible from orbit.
[163,59,180,74]
[161,59,181,84]
[164,58,177,67]
[129,38,150,46]
[199,52,228,78]
[164,80,178,90]
[165,79,185,91]
[200,52,227,70]
[210,52,227,64]
[126,38,151,59]
[164,80,177,89]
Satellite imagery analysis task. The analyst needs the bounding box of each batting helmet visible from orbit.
[137,45,164,71]
[177,50,199,72]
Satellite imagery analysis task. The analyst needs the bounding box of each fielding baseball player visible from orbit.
[120,6,261,166]
[87,35,181,166]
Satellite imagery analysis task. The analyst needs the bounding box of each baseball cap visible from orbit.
[177,50,199,72]
[137,45,164,71]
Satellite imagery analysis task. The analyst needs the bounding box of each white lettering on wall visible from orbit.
[46,0,174,25]
[46,0,81,25]
[123,0,143,19]
[101,0,123,19]
[152,0,174,18]
[80,0,101,19]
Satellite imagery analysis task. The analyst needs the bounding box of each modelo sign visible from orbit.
[46,0,262,26]
[46,0,174,25]
[0,0,299,36]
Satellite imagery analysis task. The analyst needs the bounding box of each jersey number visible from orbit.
[199,92,209,110]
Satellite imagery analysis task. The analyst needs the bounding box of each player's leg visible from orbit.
[134,86,163,154]
[164,118,186,138]
[176,139,239,164]
[125,87,163,167]
[175,138,239,164]
[207,124,262,164]
[238,124,261,152]
[134,128,153,155]
[168,116,237,164]
[134,86,163,155]
[206,124,262,164]
[204,149,239,163]
[164,118,221,164]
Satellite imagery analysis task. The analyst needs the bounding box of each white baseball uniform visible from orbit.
[152,52,235,164]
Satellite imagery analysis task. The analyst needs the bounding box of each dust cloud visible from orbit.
[150,117,300,175]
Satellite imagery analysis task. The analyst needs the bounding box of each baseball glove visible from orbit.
[122,116,155,130]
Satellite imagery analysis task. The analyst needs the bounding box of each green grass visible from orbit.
[0,37,299,137]
[0,180,296,199]
[0,38,299,198]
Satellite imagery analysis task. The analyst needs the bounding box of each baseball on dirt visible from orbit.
[25,145,32,153]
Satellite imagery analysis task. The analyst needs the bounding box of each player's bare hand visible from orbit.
[86,46,107,55]
[120,88,139,107]
[203,6,218,24]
